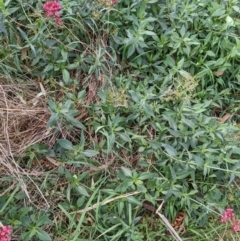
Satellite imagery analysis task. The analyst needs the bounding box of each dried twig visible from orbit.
[155,200,183,241]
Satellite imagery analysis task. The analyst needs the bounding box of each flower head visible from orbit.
[0,225,12,241]
[221,208,240,232]
[221,208,235,223]
[43,1,61,12]
[43,1,62,25]
[233,222,240,232]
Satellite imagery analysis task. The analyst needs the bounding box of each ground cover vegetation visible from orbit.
[1,0,240,240]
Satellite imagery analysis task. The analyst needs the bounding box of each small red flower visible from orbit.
[55,16,62,25]
[233,222,240,232]
[0,225,12,241]
[221,208,240,232]
[221,208,235,223]
[43,1,61,12]
[43,1,62,25]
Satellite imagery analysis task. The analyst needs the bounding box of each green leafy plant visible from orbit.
[1,0,240,240]
[47,99,85,131]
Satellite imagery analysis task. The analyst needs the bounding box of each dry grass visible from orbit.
[0,78,52,157]
[0,76,53,206]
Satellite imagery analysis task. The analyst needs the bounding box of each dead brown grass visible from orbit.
[0,76,53,206]
[0,78,52,158]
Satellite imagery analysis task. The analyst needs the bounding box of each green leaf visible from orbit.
[22,230,35,241]
[231,147,240,155]
[75,185,89,197]
[179,25,186,37]
[61,50,68,61]
[226,16,235,27]
[58,203,75,225]
[107,133,115,152]
[118,133,131,142]
[117,201,124,215]
[129,90,141,102]
[165,55,175,67]
[62,69,70,84]
[193,155,203,167]
[149,140,161,149]
[44,64,53,72]
[0,182,21,213]
[36,215,52,226]
[81,150,99,157]
[67,62,80,69]
[30,44,36,57]
[162,144,177,157]
[137,2,146,18]
[136,184,147,193]
[21,216,31,227]
[36,228,52,241]
[206,51,215,57]
[127,45,135,58]
[46,114,59,128]
[215,132,225,142]
[163,114,177,130]
[77,171,89,182]
[176,170,193,180]
[182,118,195,129]
[57,139,74,150]
[116,179,133,192]
[120,166,132,177]
[66,186,71,202]
[77,196,85,208]
[126,196,142,206]
[138,172,154,180]
[0,0,6,12]
[143,104,154,117]
[212,9,225,17]
[214,58,225,67]
[78,90,86,100]
[196,68,210,78]
[179,70,193,81]
[169,165,176,180]
[168,129,182,137]
[0,14,7,35]
[142,30,156,36]
[65,114,86,130]
[17,27,29,41]
[233,6,240,13]
[48,99,57,111]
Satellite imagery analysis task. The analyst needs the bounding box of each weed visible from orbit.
[1,0,240,240]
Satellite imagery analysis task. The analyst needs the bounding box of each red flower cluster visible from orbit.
[221,208,240,232]
[221,208,235,222]
[0,225,12,241]
[43,1,62,25]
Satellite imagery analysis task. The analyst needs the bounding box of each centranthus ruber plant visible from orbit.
[0,224,12,241]
[221,208,240,232]
[43,1,62,25]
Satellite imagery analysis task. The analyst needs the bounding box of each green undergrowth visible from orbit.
[1,0,240,240]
